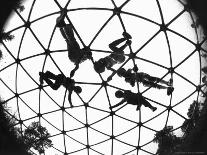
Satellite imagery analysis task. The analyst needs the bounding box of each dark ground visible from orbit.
[0,0,19,33]
[0,0,207,154]
[175,0,207,154]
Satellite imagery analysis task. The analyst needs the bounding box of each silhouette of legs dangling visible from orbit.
[136,93,157,111]
[56,12,92,78]
[39,71,64,90]
[137,73,174,95]
[56,8,67,28]
[94,32,131,73]
[138,73,168,89]
[39,71,82,107]
[110,90,157,112]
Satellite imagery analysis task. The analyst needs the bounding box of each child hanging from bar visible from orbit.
[110,90,157,111]
[39,71,82,107]
[94,32,132,73]
[117,65,174,96]
[56,9,92,78]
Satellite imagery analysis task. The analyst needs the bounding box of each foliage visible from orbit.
[201,53,207,58]
[153,126,182,155]
[181,100,202,136]
[0,30,14,42]
[23,121,53,154]
[0,99,32,155]
[191,20,199,28]
[173,98,207,154]
[0,49,2,60]
[154,100,205,154]
[0,99,53,154]
[14,0,25,12]
[186,0,207,36]
[201,66,207,74]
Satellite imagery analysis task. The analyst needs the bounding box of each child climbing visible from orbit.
[94,32,132,73]
[39,71,82,107]
[110,90,157,111]
[117,66,174,96]
[56,9,92,78]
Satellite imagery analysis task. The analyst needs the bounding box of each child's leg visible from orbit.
[143,74,158,83]
[60,25,75,43]
[159,79,169,85]
[53,74,65,90]
[70,64,79,78]
[61,24,80,50]
[141,97,155,110]
[68,89,73,107]
[167,86,174,96]
[44,71,62,90]
[44,71,57,80]
[123,32,132,39]
[63,24,75,40]
[118,40,131,52]
[60,27,69,41]
[44,77,60,90]
[110,99,125,109]
[64,24,80,48]
[109,38,129,63]
[109,38,126,52]
[136,103,141,111]
[56,10,67,27]
[142,80,167,89]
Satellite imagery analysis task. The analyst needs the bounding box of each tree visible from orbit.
[181,100,201,137]
[14,0,25,12]
[201,52,207,58]
[174,98,207,154]
[0,30,14,42]
[153,126,182,155]
[0,99,32,155]
[23,121,53,154]
[201,66,207,74]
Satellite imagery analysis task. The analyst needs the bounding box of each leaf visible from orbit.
[202,66,207,74]
[23,121,53,153]
[0,31,15,42]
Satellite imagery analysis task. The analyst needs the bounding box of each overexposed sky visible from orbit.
[0,0,205,154]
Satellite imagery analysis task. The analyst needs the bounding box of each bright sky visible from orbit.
[0,0,205,155]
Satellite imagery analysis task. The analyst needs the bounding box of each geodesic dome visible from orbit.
[0,0,207,154]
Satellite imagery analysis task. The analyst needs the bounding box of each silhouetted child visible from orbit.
[110,90,157,111]
[117,67,174,96]
[39,71,82,107]
[56,10,92,77]
[94,32,131,73]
